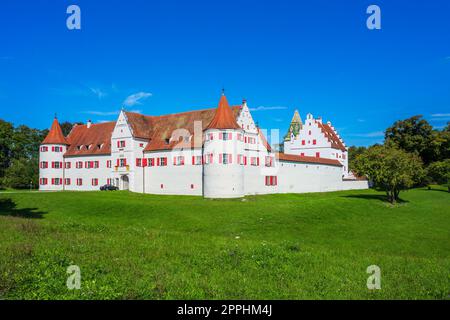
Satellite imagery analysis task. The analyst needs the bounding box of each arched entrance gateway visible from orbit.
[120,175,129,190]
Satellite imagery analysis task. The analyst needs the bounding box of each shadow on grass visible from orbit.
[341,194,409,203]
[0,198,47,219]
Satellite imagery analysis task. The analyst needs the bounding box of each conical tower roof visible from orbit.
[42,117,69,145]
[205,93,240,130]
[284,109,303,141]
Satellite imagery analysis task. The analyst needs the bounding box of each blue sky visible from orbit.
[0,0,449,146]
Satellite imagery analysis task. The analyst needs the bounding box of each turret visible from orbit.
[203,93,244,198]
[39,117,69,191]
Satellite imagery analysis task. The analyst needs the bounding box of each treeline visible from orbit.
[0,119,78,189]
[349,116,450,203]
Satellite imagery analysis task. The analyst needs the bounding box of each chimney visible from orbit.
[242,98,247,107]
[317,117,322,124]
[87,120,92,128]
[327,121,331,126]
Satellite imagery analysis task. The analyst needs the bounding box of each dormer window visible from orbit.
[97,144,103,149]
[165,138,170,144]
[86,145,91,150]
[77,145,81,150]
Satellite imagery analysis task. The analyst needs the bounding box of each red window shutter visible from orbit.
[117,141,120,148]
[51,178,54,185]
[257,157,259,166]
[275,176,278,185]
[124,158,127,166]
[157,158,160,166]
[181,156,184,165]
[228,154,232,164]
[313,139,316,145]
[228,133,232,140]
[136,158,140,166]
[143,158,148,167]
[219,154,222,164]
[316,152,320,158]
[244,156,247,165]
[302,140,305,145]
[192,156,195,165]
[244,137,247,143]
[219,133,222,140]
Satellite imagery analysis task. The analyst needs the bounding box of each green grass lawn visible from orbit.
[0,187,449,299]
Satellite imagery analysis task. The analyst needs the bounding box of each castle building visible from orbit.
[283,110,349,176]
[39,93,368,197]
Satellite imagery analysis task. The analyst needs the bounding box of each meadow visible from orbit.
[0,187,449,299]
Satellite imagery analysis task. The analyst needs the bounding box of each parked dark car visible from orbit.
[100,184,119,191]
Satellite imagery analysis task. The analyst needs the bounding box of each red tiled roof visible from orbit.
[317,122,346,151]
[205,94,241,130]
[277,152,343,167]
[64,122,116,157]
[140,106,242,152]
[257,128,272,152]
[42,118,69,145]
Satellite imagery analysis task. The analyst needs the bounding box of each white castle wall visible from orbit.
[39,144,66,191]
[203,129,245,198]
[143,149,203,196]
[63,154,111,191]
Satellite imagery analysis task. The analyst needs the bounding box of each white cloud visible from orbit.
[431,113,450,117]
[348,131,384,138]
[123,92,152,107]
[357,118,365,123]
[249,106,287,112]
[89,87,107,99]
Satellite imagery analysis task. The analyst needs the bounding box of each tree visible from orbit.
[0,120,14,180]
[2,158,39,189]
[427,159,450,192]
[60,121,79,136]
[353,145,424,203]
[348,146,367,171]
[385,115,435,164]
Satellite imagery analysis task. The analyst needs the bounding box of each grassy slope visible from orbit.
[0,187,449,299]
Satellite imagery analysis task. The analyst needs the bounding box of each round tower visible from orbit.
[203,93,244,198]
[39,117,69,191]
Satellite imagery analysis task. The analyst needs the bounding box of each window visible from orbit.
[265,156,274,167]
[219,153,232,164]
[51,178,62,185]
[203,153,213,164]
[148,158,155,167]
[192,155,202,165]
[118,158,127,167]
[117,140,126,148]
[160,184,164,189]
[76,178,83,186]
[190,184,194,189]
[207,133,214,141]
[107,160,112,168]
[302,140,305,145]
[157,157,167,166]
[139,143,144,147]
[237,133,243,141]
[313,139,317,145]
[219,132,232,140]
[136,158,142,167]
[65,162,71,169]
[40,161,48,169]
[76,161,83,169]
[250,157,259,166]
[92,178,98,186]
[342,154,346,160]
[300,153,305,157]
[308,130,311,135]
[316,152,320,158]
[237,154,245,165]
[142,158,148,167]
[39,178,48,185]
[247,137,256,144]
[265,176,278,186]
[173,156,185,166]
[52,161,62,169]
[94,161,99,168]
[64,178,71,185]
[40,146,48,152]
[107,178,112,185]
[243,156,247,165]
[52,146,63,152]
